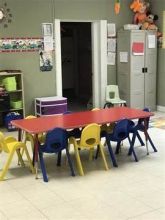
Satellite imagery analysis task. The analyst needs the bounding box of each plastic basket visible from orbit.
[5,83,17,91]
[10,100,22,109]
[3,77,17,91]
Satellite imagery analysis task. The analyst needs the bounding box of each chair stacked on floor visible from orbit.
[38,127,75,182]
[104,85,126,108]
[69,123,109,176]
[0,132,35,181]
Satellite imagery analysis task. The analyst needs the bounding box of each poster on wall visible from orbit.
[107,52,116,65]
[107,38,116,52]
[0,38,43,52]
[107,23,116,37]
[39,50,53,71]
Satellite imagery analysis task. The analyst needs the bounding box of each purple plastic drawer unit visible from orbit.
[35,96,67,116]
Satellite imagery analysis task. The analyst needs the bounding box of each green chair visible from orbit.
[104,85,126,108]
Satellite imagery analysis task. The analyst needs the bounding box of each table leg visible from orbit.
[34,134,39,179]
[144,118,149,155]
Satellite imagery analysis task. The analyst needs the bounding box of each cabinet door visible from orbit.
[144,31,157,110]
[130,32,145,109]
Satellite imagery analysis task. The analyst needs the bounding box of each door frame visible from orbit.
[54,19,107,108]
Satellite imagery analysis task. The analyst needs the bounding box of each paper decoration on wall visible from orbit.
[42,23,54,51]
[107,23,116,37]
[0,2,13,28]
[107,38,116,52]
[132,42,144,55]
[148,35,156,48]
[107,52,116,65]
[114,0,120,15]
[0,38,43,52]
[39,50,53,71]
[120,52,128,63]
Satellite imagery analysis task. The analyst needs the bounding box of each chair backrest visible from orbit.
[91,108,100,111]
[106,85,120,100]
[43,128,68,153]
[137,108,150,129]
[0,132,9,153]
[80,123,100,147]
[111,119,129,141]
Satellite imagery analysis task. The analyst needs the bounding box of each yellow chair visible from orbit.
[0,132,35,181]
[91,107,115,137]
[69,123,109,176]
[21,115,46,157]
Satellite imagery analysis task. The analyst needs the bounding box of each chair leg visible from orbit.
[0,150,15,181]
[148,134,157,152]
[65,147,75,176]
[99,145,109,170]
[38,151,48,182]
[106,138,118,167]
[95,145,99,159]
[89,148,94,161]
[74,146,84,176]
[23,146,35,174]
[57,151,62,166]
[115,141,121,154]
[136,132,145,146]
[16,149,25,167]
[128,133,138,162]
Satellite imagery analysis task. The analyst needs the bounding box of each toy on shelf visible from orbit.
[141,12,162,37]
[130,0,150,28]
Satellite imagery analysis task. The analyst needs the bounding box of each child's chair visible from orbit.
[38,127,75,182]
[69,123,109,176]
[21,115,46,157]
[104,85,126,108]
[0,132,35,181]
[128,108,157,156]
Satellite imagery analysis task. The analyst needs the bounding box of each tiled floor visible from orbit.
[0,112,165,220]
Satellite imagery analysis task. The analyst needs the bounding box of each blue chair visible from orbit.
[38,128,75,182]
[96,119,138,163]
[128,108,157,156]
[63,111,82,138]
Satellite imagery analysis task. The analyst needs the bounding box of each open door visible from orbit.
[54,19,62,97]
[91,20,107,108]
[54,19,107,108]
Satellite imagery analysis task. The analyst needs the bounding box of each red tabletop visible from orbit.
[12,107,153,134]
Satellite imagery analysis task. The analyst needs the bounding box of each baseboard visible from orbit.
[157,105,165,112]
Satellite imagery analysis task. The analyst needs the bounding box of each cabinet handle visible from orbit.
[142,68,145,73]
[145,67,148,73]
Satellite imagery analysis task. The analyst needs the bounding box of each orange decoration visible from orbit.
[115,1,120,15]
[130,0,143,13]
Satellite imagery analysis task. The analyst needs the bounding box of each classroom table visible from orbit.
[12,107,154,178]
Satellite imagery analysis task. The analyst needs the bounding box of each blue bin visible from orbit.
[4,112,22,131]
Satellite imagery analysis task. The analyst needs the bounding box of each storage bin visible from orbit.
[10,100,22,109]
[4,112,22,131]
[5,83,17,91]
[35,96,67,116]
[3,77,17,91]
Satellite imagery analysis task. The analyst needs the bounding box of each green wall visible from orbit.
[0,0,164,115]
[150,0,165,106]
[0,0,56,115]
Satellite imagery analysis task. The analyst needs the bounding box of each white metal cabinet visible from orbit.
[117,30,157,110]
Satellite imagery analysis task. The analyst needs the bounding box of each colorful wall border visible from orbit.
[0,37,43,52]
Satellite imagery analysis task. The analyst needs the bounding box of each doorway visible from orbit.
[54,19,107,109]
[61,22,92,111]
